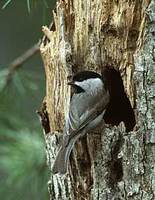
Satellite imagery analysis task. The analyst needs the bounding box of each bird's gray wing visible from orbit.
[63,90,109,145]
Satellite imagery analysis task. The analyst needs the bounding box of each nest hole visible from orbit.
[102,67,136,132]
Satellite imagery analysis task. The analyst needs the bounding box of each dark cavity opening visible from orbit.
[102,67,136,132]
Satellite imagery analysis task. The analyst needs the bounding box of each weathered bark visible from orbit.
[39,0,155,199]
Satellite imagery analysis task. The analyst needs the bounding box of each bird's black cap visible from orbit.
[73,71,102,82]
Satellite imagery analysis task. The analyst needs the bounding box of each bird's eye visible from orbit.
[78,78,83,82]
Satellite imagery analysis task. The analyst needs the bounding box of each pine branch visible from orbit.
[4,19,55,88]
[5,42,40,85]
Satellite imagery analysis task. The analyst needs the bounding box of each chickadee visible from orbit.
[52,70,110,174]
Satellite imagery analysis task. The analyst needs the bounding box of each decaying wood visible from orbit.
[40,0,155,199]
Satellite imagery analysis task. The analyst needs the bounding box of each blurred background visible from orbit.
[0,1,56,199]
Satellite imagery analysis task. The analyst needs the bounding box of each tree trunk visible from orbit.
[39,0,155,199]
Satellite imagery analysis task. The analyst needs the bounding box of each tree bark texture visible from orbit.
[40,0,155,199]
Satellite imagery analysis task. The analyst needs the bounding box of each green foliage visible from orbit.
[0,69,8,91]
[0,129,48,200]
[0,1,56,199]
[0,67,48,199]
[2,0,12,9]
[27,0,31,13]
[2,0,50,11]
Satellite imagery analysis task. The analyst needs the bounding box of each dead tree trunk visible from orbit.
[39,0,155,199]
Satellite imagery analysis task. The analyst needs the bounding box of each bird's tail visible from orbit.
[52,137,75,174]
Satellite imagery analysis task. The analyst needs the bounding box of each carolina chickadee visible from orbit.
[52,71,110,174]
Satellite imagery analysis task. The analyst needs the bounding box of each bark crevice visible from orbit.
[108,134,124,187]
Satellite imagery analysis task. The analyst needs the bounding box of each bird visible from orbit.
[52,70,110,174]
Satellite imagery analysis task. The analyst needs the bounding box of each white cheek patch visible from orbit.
[75,78,103,93]
[74,81,81,87]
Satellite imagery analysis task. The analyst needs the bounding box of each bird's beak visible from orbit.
[67,81,74,86]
